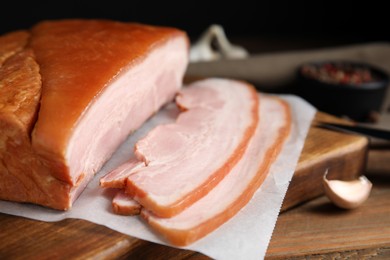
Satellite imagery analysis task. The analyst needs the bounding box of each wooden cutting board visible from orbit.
[282,111,367,211]
[0,112,368,259]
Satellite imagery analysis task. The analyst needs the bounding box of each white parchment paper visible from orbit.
[0,94,316,260]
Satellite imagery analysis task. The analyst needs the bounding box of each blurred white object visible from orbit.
[190,24,249,63]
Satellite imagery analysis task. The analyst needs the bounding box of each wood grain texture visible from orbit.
[266,174,390,259]
[0,112,386,259]
[367,149,390,175]
[0,216,146,259]
[282,112,368,211]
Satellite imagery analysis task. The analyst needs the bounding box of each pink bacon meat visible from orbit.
[142,95,291,246]
[102,78,259,217]
[127,78,259,217]
[100,159,145,189]
[112,190,141,215]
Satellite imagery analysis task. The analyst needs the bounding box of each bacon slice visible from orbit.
[123,78,259,217]
[100,159,145,189]
[141,95,291,246]
[112,190,141,215]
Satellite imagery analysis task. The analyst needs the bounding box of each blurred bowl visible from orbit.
[295,60,389,122]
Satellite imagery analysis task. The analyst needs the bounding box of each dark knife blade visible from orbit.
[317,122,390,141]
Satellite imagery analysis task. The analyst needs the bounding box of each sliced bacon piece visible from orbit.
[125,78,259,217]
[112,190,141,215]
[100,159,145,189]
[142,95,291,246]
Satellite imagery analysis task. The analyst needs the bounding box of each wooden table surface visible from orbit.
[0,114,389,259]
[1,165,387,259]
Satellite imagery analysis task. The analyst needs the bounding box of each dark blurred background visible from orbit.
[2,1,390,123]
[1,0,389,53]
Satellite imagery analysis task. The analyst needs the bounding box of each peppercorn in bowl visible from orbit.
[295,60,389,122]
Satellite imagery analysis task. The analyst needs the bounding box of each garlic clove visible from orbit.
[323,173,372,209]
